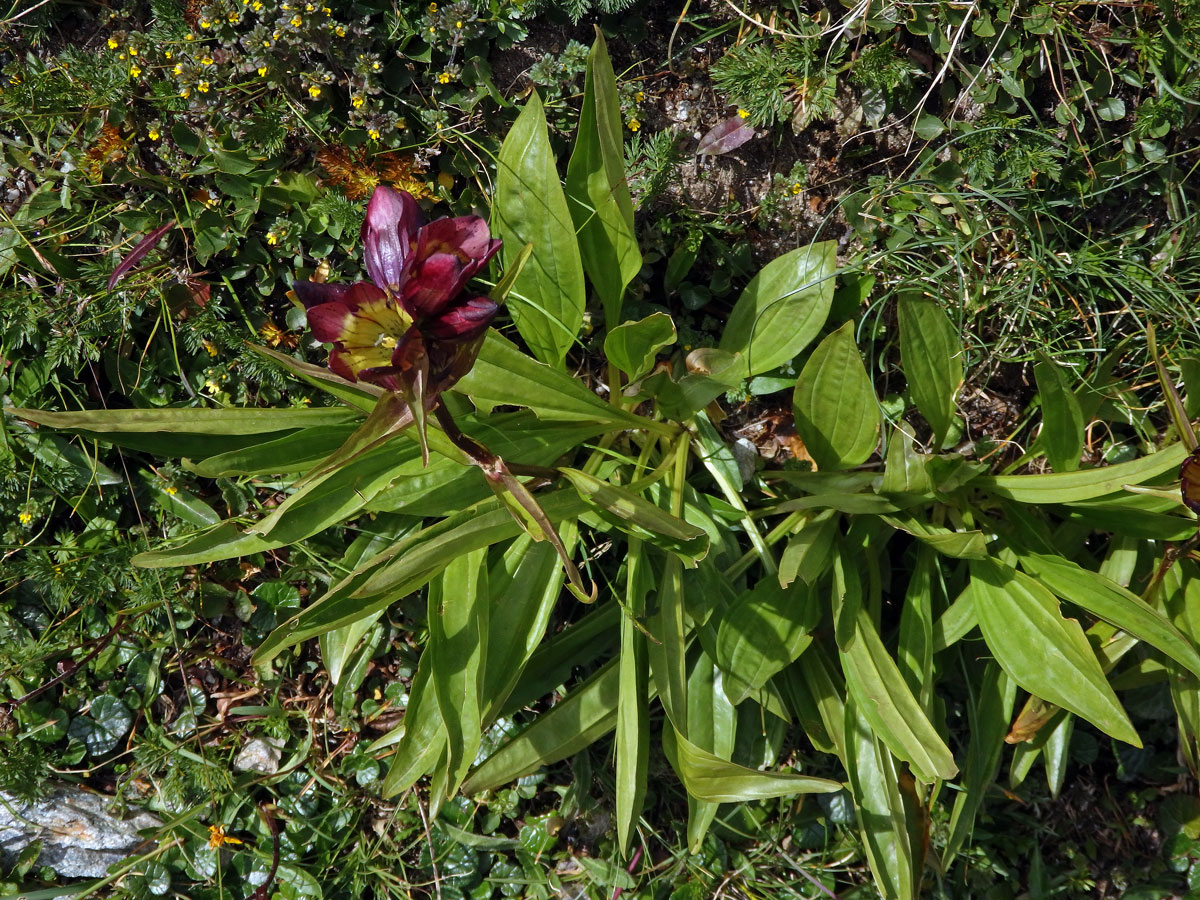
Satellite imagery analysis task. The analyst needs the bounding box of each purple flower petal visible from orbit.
[418,216,500,263]
[362,186,422,291]
[404,253,465,318]
[426,297,498,342]
[292,280,354,309]
[306,302,355,343]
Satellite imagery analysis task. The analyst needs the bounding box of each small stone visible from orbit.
[733,437,759,483]
[233,736,284,775]
[0,785,160,878]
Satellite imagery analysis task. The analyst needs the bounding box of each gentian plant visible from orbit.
[11,31,1200,900]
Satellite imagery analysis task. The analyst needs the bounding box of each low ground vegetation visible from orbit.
[3,1,1200,898]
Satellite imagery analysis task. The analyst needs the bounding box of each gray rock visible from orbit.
[0,786,160,878]
[233,736,283,775]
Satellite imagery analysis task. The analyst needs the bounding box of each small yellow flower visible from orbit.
[634,90,644,102]
[148,128,160,140]
[174,63,183,75]
[455,19,462,27]
[107,37,119,49]
[368,127,380,140]
[263,39,271,47]
[197,80,210,93]
[18,511,32,525]
[323,6,331,14]
[185,32,195,40]
[258,65,267,76]
[228,12,239,23]
[129,64,141,76]
[199,18,211,28]
[428,1,437,10]
[119,53,126,59]
[180,87,191,98]
[166,485,178,496]
[428,25,435,33]
[305,2,314,9]
[308,84,322,98]
[290,14,302,25]
[790,182,803,195]
[208,825,243,850]
[438,71,451,84]
[259,321,286,345]
[266,231,279,245]
[128,47,138,56]
[201,55,214,66]
[202,340,219,356]
[164,50,172,58]
[252,0,262,9]
[335,25,346,36]
[737,108,750,119]
[351,95,364,108]
[628,118,641,132]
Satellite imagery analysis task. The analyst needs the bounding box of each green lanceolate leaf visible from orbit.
[560,467,709,563]
[458,331,668,433]
[976,442,1187,503]
[896,548,936,715]
[681,650,737,851]
[500,601,620,717]
[716,579,819,705]
[720,241,837,377]
[430,548,489,800]
[896,294,962,448]
[880,427,933,496]
[880,513,988,559]
[795,640,848,762]
[1034,353,1085,472]
[945,660,1016,864]
[1015,551,1200,680]
[8,403,360,458]
[381,651,448,796]
[841,608,958,782]
[648,554,689,731]
[844,698,924,900]
[493,90,586,367]
[778,511,839,588]
[565,30,641,326]
[249,344,384,412]
[463,659,620,794]
[970,558,1140,746]
[664,725,841,803]
[792,321,880,470]
[252,491,589,665]
[188,424,356,477]
[616,540,651,855]
[137,471,220,528]
[604,313,676,381]
[483,535,571,721]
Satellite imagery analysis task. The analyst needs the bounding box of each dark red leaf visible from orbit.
[697,116,756,156]
[108,220,175,290]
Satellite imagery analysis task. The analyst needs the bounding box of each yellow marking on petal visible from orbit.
[335,296,414,376]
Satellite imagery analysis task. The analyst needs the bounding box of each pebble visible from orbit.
[233,736,284,775]
[0,785,160,878]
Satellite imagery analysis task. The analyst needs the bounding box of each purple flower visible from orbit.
[293,185,501,396]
